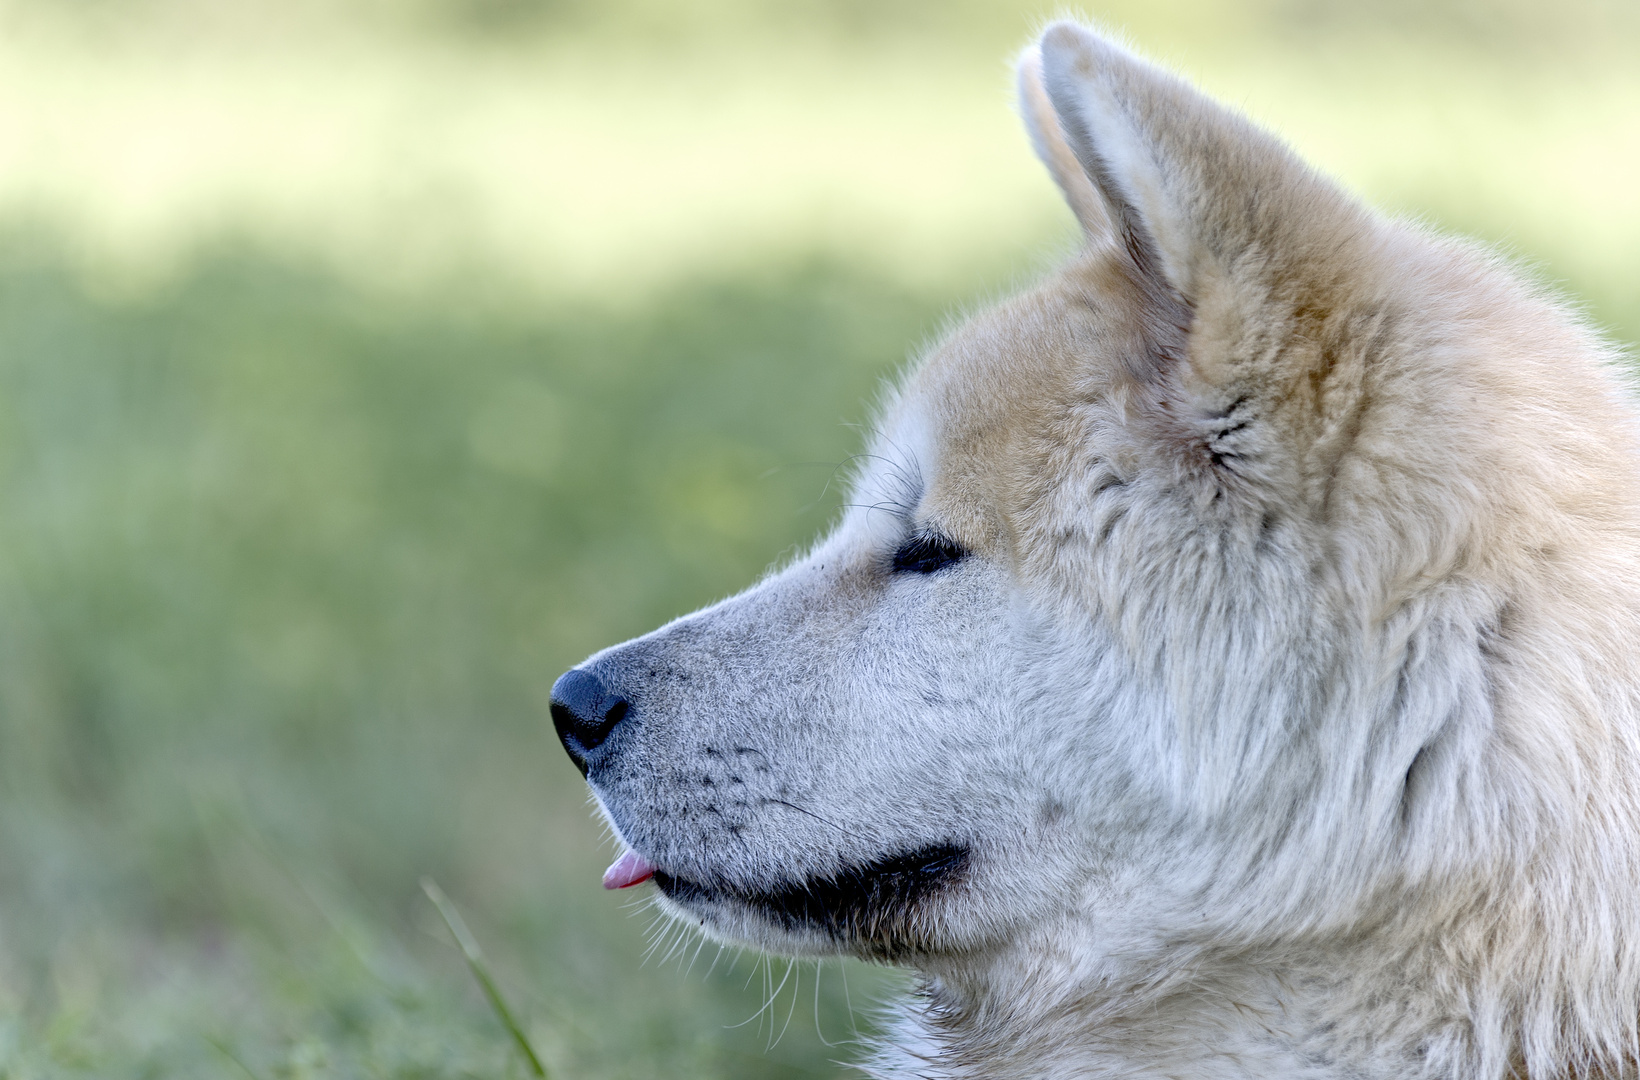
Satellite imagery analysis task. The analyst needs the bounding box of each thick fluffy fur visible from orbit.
[558,23,1640,1079]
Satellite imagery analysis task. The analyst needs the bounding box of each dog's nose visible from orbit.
[551,668,630,774]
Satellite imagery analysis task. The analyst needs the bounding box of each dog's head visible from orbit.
[551,21,1636,997]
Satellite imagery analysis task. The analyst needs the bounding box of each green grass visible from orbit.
[421,878,546,1077]
[0,239,935,1078]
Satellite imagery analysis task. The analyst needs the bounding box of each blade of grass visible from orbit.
[201,1034,266,1080]
[421,877,548,1078]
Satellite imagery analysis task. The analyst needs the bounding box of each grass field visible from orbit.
[0,1,1635,1077]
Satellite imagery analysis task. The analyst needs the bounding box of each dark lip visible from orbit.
[653,842,970,959]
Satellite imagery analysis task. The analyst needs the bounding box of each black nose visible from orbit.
[551,668,630,774]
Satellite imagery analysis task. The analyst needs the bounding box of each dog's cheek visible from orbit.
[821,572,1102,943]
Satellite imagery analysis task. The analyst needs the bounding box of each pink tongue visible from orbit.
[602,850,657,890]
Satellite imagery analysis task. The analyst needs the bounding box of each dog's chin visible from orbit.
[652,843,971,961]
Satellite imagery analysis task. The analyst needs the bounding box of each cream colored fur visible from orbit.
[566,22,1640,1079]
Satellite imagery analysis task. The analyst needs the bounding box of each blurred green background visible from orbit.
[0,1,1634,1076]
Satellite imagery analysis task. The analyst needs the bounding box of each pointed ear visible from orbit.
[1037,23,1205,300]
[1036,22,1339,309]
[1017,46,1112,242]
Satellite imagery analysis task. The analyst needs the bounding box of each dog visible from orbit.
[551,21,1640,1079]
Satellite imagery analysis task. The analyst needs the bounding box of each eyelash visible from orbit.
[891,533,967,575]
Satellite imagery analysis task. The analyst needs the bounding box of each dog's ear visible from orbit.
[1029,23,1360,388]
[1017,47,1113,242]
[1028,23,1372,493]
[1035,24,1212,301]
[1037,22,1353,295]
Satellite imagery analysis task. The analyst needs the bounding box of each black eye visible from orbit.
[891,532,967,575]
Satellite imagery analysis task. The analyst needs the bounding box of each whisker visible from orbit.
[772,958,800,1049]
[683,933,709,977]
[704,943,728,979]
[842,961,860,1042]
[762,797,873,846]
[813,958,841,1047]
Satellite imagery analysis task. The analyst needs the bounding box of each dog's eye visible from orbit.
[891,533,967,575]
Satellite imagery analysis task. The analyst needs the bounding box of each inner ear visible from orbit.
[1017,47,1113,243]
[1038,24,1191,303]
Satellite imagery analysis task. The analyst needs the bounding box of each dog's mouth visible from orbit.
[614,842,971,958]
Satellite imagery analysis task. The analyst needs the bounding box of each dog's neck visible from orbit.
[869,964,1345,1080]
[864,931,1544,1080]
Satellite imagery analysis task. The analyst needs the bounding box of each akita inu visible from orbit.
[552,22,1640,1080]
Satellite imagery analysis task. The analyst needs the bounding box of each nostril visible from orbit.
[550,668,632,771]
